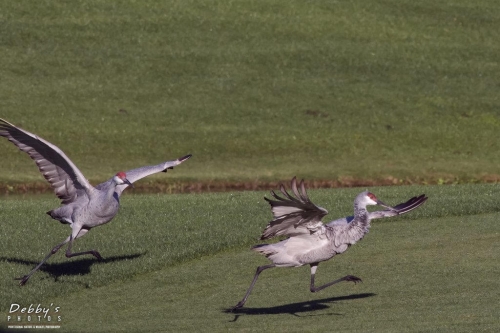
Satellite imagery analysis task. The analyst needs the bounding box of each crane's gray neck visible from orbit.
[354,202,369,220]
[351,201,371,235]
[106,181,121,202]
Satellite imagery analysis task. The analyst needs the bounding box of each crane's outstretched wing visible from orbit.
[369,194,428,219]
[112,154,192,195]
[0,118,92,204]
[260,177,328,240]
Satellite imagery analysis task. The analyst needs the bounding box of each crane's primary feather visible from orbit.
[260,177,328,240]
[0,118,92,204]
[111,154,192,195]
[369,194,428,219]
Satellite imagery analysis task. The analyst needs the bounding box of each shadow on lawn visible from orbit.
[224,293,376,321]
[0,252,145,282]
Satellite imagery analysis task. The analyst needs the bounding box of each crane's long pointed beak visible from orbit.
[377,200,396,211]
[125,178,134,188]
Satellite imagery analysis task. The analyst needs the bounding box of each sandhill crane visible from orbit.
[0,118,191,285]
[232,177,427,310]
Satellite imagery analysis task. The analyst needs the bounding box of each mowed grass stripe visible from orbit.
[47,213,499,333]
[1,0,500,186]
[1,183,499,332]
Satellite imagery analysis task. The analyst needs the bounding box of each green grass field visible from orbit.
[1,0,500,332]
[1,184,499,332]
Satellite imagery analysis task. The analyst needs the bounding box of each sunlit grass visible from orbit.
[0,185,500,331]
[0,184,499,331]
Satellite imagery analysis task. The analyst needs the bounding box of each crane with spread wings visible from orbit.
[0,118,191,285]
[232,177,427,310]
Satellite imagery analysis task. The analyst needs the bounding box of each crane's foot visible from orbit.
[230,301,245,312]
[343,275,362,284]
[15,275,30,286]
[91,251,103,261]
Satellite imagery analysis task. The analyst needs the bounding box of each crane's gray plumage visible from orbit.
[0,118,191,285]
[261,180,328,239]
[232,177,427,310]
[0,118,92,204]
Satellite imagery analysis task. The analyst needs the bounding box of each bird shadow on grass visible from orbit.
[0,252,145,283]
[224,293,376,321]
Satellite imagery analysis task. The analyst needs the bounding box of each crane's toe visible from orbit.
[15,275,30,286]
[344,275,362,284]
[91,251,103,261]
[230,302,245,312]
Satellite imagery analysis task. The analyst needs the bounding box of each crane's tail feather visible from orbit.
[252,244,278,258]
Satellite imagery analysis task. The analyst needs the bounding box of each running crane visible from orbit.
[232,177,427,309]
[0,118,191,285]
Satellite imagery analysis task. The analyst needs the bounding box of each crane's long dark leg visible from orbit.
[15,237,71,286]
[15,227,100,286]
[65,228,102,260]
[309,263,362,293]
[231,264,276,310]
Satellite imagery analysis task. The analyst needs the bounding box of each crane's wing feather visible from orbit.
[260,177,328,240]
[369,194,428,219]
[0,118,92,204]
[112,154,192,195]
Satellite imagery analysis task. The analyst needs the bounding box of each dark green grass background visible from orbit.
[1,0,500,332]
[1,0,500,186]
